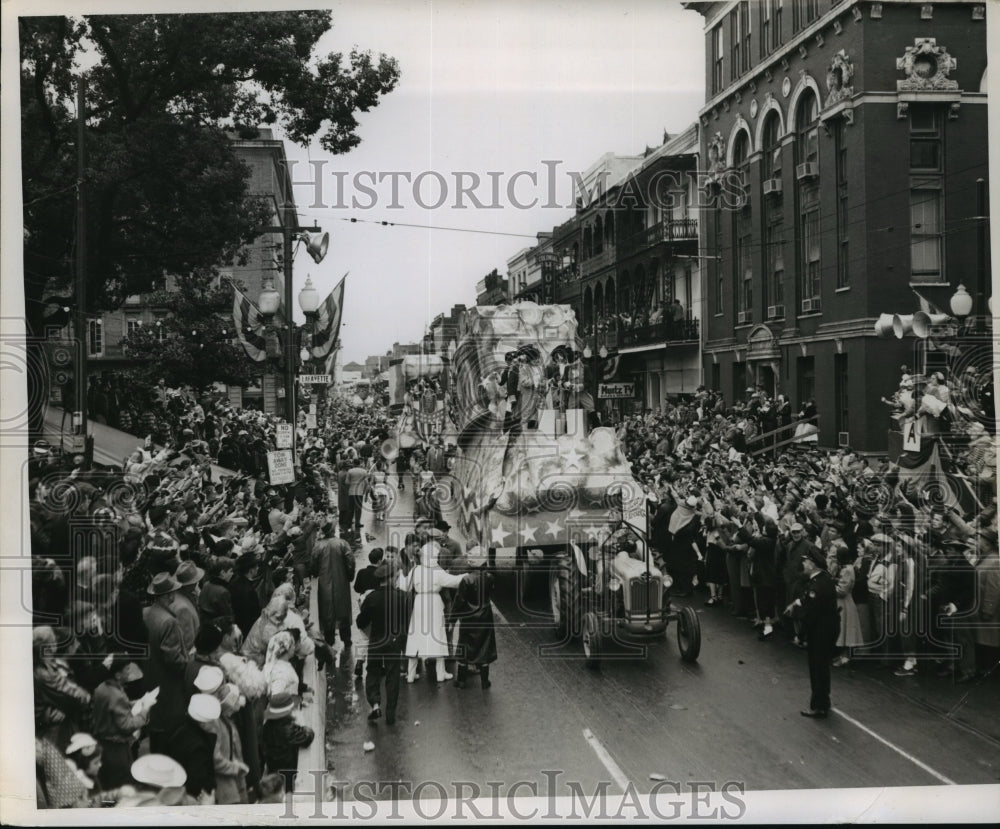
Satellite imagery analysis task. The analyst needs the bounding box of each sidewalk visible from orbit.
[43,405,233,480]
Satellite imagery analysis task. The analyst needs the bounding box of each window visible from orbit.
[761,0,772,59]
[740,2,751,74]
[801,208,821,306]
[795,90,820,310]
[711,363,721,392]
[834,354,849,435]
[910,107,942,172]
[834,120,849,288]
[797,356,815,410]
[713,206,724,314]
[735,207,752,321]
[910,184,943,280]
[126,316,141,338]
[154,314,168,341]
[774,0,783,50]
[761,113,782,183]
[765,218,785,316]
[793,0,819,30]
[711,24,724,94]
[733,361,747,404]
[729,9,741,82]
[88,319,103,356]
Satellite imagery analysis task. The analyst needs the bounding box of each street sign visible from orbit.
[305,413,317,430]
[275,423,293,449]
[267,449,296,485]
[299,374,331,385]
[598,382,635,399]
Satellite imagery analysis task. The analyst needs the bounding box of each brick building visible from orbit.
[685,0,989,451]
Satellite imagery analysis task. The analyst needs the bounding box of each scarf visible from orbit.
[668,503,697,535]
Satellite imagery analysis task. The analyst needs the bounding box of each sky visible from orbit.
[277,0,707,363]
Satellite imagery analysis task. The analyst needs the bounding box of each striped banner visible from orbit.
[230,281,267,362]
[309,274,347,359]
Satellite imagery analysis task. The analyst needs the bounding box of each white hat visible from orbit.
[188,693,221,723]
[65,733,99,756]
[131,754,187,789]
[685,496,699,508]
[194,665,224,694]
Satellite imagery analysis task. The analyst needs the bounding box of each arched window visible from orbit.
[583,226,593,260]
[594,215,604,255]
[761,112,782,183]
[795,90,819,169]
[732,130,751,203]
[605,211,615,247]
[593,283,604,323]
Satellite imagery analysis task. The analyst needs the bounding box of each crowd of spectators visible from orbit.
[614,374,998,683]
[30,385,398,808]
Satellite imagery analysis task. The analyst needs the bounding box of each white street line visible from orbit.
[831,708,956,785]
[582,728,630,792]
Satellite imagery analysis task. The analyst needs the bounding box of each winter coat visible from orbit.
[404,564,465,658]
[168,718,216,798]
[262,715,314,777]
[452,569,498,666]
[736,525,777,587]
[198,577,234,630]
[832,565,865,648]
[202,715,248,805]
[91,677,148,744]
[142,602,191,735]
[230,574,262,639]
[356,585,410,656]
[172,590,200,653]
[311,537,355,641]
[33,659,91,734]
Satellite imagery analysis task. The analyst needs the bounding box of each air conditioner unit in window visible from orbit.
[838,432,850,447]
[801,298,821,313]
[737,311,751,324]
[796,162,819,181]
[763,178,782,196]
[767,304,785,319]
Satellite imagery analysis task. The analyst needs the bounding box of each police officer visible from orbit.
[785,546,840,718]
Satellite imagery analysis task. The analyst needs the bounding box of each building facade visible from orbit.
[687,0,989,451]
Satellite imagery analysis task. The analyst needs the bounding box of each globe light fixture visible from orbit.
[949,283,973,318]
[258,277,280,319]
[298,276,320,315]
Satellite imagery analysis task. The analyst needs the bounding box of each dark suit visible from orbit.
[142,601,192,752]
[795,569,840,712]
[356,584,410,720]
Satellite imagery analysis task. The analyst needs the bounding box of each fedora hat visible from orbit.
[146,572,182,596]
[131,754,187,789]
[174,560,205,587]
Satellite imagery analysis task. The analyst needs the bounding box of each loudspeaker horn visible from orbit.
[912,311,951,339]
[892,314,914,339]
[302,232,329,264]
[874,313,895,338]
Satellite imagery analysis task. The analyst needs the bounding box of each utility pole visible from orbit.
[74,74,90,465]
[283,226,296,428]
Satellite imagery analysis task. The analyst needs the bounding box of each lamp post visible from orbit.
[256,224,328,423]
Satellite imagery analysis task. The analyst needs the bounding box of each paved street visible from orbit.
[322,473,1000,799]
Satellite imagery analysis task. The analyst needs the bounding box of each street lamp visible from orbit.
[949,283,974,319]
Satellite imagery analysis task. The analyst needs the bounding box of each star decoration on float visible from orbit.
[519,524,538,543]
[544,519,563,539]
[491,522,512,546]
[563,449,585,469]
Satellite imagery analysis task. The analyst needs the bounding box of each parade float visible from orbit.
[433,302,700,661]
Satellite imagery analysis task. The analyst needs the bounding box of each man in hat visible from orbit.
[173,560,205,650]
[184,629,225,699]
[167,694,220,801]
[928,535,979,683]
[356,560,410,725]
[199,558,235,631]
[785,546,839,718]
[311,521,355,652]
[142,573,191,754]
[776,523,818,646]
[231,551,264,639]
[145,505,180,576]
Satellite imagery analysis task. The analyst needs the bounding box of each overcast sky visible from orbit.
[280,0,706,363]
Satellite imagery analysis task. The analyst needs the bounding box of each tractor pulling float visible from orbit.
[390,302,701,667]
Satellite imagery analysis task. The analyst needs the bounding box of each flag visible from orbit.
[309,275,346,359]
[230,281,267,362]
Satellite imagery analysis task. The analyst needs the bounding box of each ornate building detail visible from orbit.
[972,5,985,20]
[921,4,933,19]
[870,3,883,19]
[815,33,825,48]
[825,49,855,107]
[706,132,727,184]
[852,6,863,22]
[798,44,809,60]
[896,38,959,91]
[833,20,843,35]
[780,57,790,72]
[750,98,759,118]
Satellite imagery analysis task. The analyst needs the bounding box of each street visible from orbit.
[322,473,1000,799]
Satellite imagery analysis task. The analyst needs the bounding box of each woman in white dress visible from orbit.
[404,541,466,683]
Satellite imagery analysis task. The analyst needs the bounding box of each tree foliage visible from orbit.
[119,271,265,392]
[21,11,400,323]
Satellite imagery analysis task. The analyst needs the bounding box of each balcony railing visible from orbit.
[618,217,699,257]
[580,247,616,279]
[578,318,698,348]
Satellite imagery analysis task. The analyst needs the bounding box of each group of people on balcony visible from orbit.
[579,299,694,341]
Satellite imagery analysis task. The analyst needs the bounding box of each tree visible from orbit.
[119,271,265,392]
[20,12,400,433]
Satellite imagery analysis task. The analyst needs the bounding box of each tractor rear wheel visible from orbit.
[550,549,583,640]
